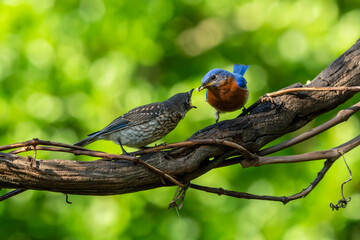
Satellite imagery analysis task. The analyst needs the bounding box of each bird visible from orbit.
[197,64,250,123]
[74,89,196,154]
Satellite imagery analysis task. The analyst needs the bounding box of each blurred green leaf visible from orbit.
[0,0,359,239]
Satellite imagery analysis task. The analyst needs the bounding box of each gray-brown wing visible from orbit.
[95,102,165,135]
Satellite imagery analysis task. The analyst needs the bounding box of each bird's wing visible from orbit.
[96,103,165,135]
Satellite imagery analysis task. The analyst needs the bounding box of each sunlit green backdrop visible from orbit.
[0,0,359,239]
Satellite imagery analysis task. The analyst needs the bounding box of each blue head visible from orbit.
[197,64,250,92]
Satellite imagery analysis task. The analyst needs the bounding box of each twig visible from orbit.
[242,135,360,167]
[132,139,257,160]
[264,86,360,98]
[283,159,334,203]
[10,138,256,162]
[259,102,360,156]
[239,86,360,117]
[168,183,190,209]
[339,153,352,200]
[330,153,352,211]
[0,189,27,202]
[190,183,290,203]
[0,138,89,152]
[11,145,136,161]
[220,135,360,168]
[65,193,72,204]
[190,158,335,204]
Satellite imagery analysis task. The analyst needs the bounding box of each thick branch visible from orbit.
[1,39,360,196]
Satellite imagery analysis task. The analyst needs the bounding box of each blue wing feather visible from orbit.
[236,76,247,89]
[233,64,249,89]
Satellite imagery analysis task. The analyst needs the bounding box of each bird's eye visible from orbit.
[210,74,216,80]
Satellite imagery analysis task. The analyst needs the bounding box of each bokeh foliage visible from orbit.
[0,0,360,239]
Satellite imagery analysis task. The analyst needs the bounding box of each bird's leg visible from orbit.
[215,110,220,123]
[155,142,168,147]
[242,106,248,114]
[118,139,128,155]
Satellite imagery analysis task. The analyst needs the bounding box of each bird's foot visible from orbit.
[241,106,249,115]
[260,95,275,104]
[155,142,168,147]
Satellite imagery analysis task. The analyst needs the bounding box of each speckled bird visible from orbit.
[197,64,250,123]
[74,89,196,154]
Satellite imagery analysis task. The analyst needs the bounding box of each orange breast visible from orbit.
[207,81,249,112]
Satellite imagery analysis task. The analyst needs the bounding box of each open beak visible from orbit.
[188,88,195,95]
[191,102,197,109]
[188,88,197,109]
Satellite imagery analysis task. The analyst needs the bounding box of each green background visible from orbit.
[1,0,360,239]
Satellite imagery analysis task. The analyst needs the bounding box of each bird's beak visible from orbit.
[188,88,195,95]
[197,81,215,92]
[188,88,197,109]
[197,85,205,92]
[191,102,197,109]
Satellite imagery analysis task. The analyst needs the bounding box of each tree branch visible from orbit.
[258,101,360,156]
[1,39,360,202]
[0,189,27,202]
[241,134,359,167]
[263,86,360,98]
[189,158,336,204]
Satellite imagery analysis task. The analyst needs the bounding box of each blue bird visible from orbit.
[74,89,196,154]
[197,64,250,123]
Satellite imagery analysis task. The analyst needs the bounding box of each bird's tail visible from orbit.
[74,136,97,147]
[233,64,250,76]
